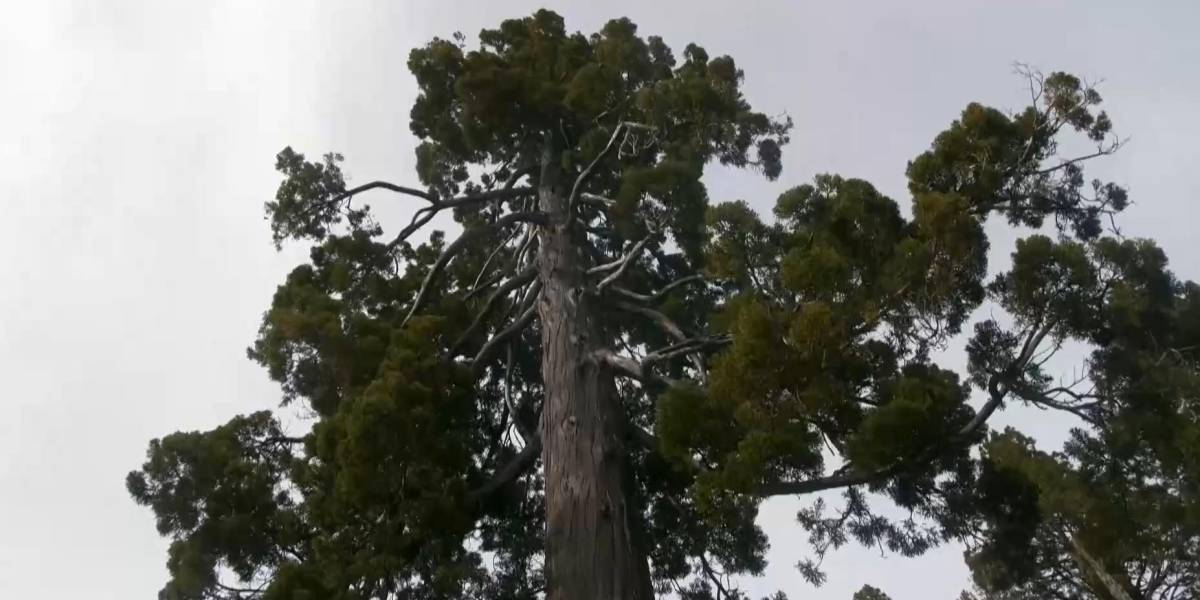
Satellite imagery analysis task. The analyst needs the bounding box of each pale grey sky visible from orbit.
[2,1,1198,598]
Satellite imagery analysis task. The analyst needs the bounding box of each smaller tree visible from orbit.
[852,584,893,600]
[956,236,1200,600]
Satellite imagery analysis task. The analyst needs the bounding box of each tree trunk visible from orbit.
[537,145,653,600]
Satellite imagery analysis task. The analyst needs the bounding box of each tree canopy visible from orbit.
[128,10,1197,600]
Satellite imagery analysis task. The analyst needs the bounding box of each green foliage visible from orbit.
[128,9,1197,600]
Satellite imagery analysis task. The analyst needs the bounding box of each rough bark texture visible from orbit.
[537,145,652,600]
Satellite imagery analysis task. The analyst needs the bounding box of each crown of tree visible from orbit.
[128,10,1198,600]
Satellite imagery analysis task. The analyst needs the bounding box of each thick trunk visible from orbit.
[537,147,652,600]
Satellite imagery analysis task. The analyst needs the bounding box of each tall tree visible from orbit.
[127,11,1190,600]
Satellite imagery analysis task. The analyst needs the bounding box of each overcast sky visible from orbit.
[2,1,1199,598]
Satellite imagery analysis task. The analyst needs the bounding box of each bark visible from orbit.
[537,141,653,600]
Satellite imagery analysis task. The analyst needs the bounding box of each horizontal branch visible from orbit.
[758,466,889,496]
[333,181,431,203]
[1035,137,1126,176]
[579,192,616,209]
[611,274,705,304]
[594,348,679,388]
[643,335,731,365]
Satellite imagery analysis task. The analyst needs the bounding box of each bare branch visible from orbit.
[334,181,434,204]
[401,211,546,328]
[579,192,616,209]
[611,274,705,304]
[388,205,440,249]
[643,336,731,366]
[594,237,649,292]
[471,285,541,374]
[378,187,537,249]
[565,121,655,217]
[759,466,890,496]
[1036,138,1126,176]
[615,301,689,341]
[566,124,627,217]
[593,348,677,387]
[466,227,524,297]
[450,266,538,356]
[466,435,541,504]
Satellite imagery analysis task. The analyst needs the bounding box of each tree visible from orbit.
[126,11,1185,600]
[954,235,1200,599]
[962,428,1199,600]
[852,585,893,600]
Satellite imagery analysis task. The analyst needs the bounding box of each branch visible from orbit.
[566,123,628,217]
[471,285,541,374]
[1010,383,1102,426]
[758,466,894,496]
[381,186,537,249]
[466,435,542,504]
[643,336,731,366]
[333,181,434,204]
[611,274,705,304]
[401,211,546,328]
[579,192,616,209]
[594,237,649,292]
[757,321,1053,498]
[593,348,677,387]
[449,266,538,356]
[1036,141,1125,176]
[959,318,1060,436]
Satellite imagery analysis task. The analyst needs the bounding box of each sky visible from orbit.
[1,1,1198,598]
